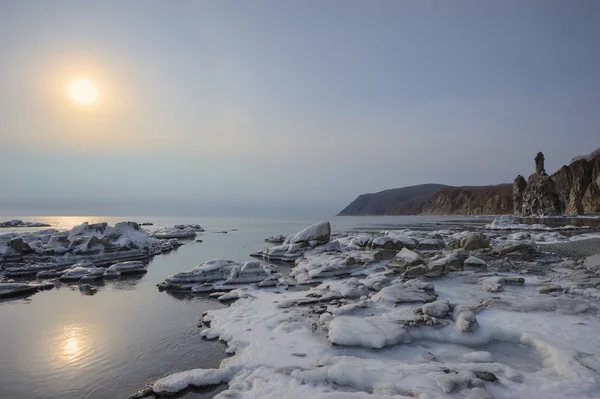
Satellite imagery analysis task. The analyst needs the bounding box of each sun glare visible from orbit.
[68,78,99,106]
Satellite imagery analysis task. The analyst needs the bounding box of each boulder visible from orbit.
[464,256,488,269]
[386,248,424,271]
[422,300,450,318]
[493,240,537,257]
[454,233,490,251]
[584,254,600,272]
[285,221,331,247]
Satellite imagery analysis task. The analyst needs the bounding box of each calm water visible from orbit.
[0,215,495,398]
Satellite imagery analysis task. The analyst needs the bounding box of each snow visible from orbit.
[485,215,586,231]
[152,367,235,394]
[328,316,412,348]
[285,221,331,246]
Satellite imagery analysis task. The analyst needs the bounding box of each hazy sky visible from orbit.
[1,1,599,216]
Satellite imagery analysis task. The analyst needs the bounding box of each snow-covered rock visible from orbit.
[59,265,106,282]
[422,300,450,318]
[104,261,147,277]
[264,234,286,243]
[328,316,411,349]
[0,282,40,298]
[151,226,199,239]
[386,248,424,270]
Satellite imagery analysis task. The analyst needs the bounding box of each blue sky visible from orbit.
[1,1,599,216]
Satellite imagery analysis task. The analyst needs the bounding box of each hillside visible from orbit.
[420,184,513,215]
[337,184,448,216]
[338,183,513,216]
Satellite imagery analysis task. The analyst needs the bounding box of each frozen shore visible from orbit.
[142,218,600,399]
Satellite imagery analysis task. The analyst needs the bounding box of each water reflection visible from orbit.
[60,325,88,364]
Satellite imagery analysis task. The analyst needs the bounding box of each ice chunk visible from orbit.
[328,316,411,349]
[152,367,235,395]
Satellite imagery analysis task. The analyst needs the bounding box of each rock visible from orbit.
[583,178,600,213]
[455,233,490,251]
[539,283,563,294]
[514,151,600,216]
[60,265,105,282]
[464,256,488,270]
[513,175,527,215]
[367,236,404,251]
[402,264,428,278]
[584,254,600,272]
[484,283,503,293]
[386,248,424,271]
[264,234,286,243]
[493,240,537,257]
[371,284,437,304]
[105,261,147,277]
[0,282,39,299]
[563,159,592,214]
[422,300,450,318]
[453,306,478,332]
[285,221,331,247]
[417,238,445,250]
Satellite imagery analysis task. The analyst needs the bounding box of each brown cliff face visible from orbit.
[582,154,600,213]
[514,150,600,216]
[420,185,513,215]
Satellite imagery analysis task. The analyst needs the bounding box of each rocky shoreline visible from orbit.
[130,217,600,398]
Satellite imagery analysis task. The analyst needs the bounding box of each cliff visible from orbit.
[420,184,513,215]
[338,183,513,216]
[513,149,600,216]
[337,184,448,216]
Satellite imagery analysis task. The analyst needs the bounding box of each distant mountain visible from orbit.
[338,183,514,216]
[337,184,449,216]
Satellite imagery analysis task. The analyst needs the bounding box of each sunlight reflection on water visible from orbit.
[60,324,88,364]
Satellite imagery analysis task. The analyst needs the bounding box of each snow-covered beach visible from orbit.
[2,215,600,399]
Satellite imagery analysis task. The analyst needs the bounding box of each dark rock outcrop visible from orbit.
[512,175,527,215]
[514,150,600,216]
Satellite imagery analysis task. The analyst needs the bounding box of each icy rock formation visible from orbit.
[422,300,450,318]
[0,220,50,228]
[159,259,275,291]
[386,248,424,271]
[453,232,490,250]
[463,256,488,270]
[264,234,286,243]
[251,222,331,262]
[224,261,274,284]
[0,282,41,298]
[371,283,437,304]
[291,253,355,284]
[104,261,147,277]
[59,264,106,282]
[151,225,200,239]
[328,316,412,348]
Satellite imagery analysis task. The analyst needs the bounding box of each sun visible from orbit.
[68,78,99,106]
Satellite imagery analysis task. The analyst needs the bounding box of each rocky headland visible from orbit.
[339,148,600,217]
[514,149,600,216]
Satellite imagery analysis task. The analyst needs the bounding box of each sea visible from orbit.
[0,214,568,398]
